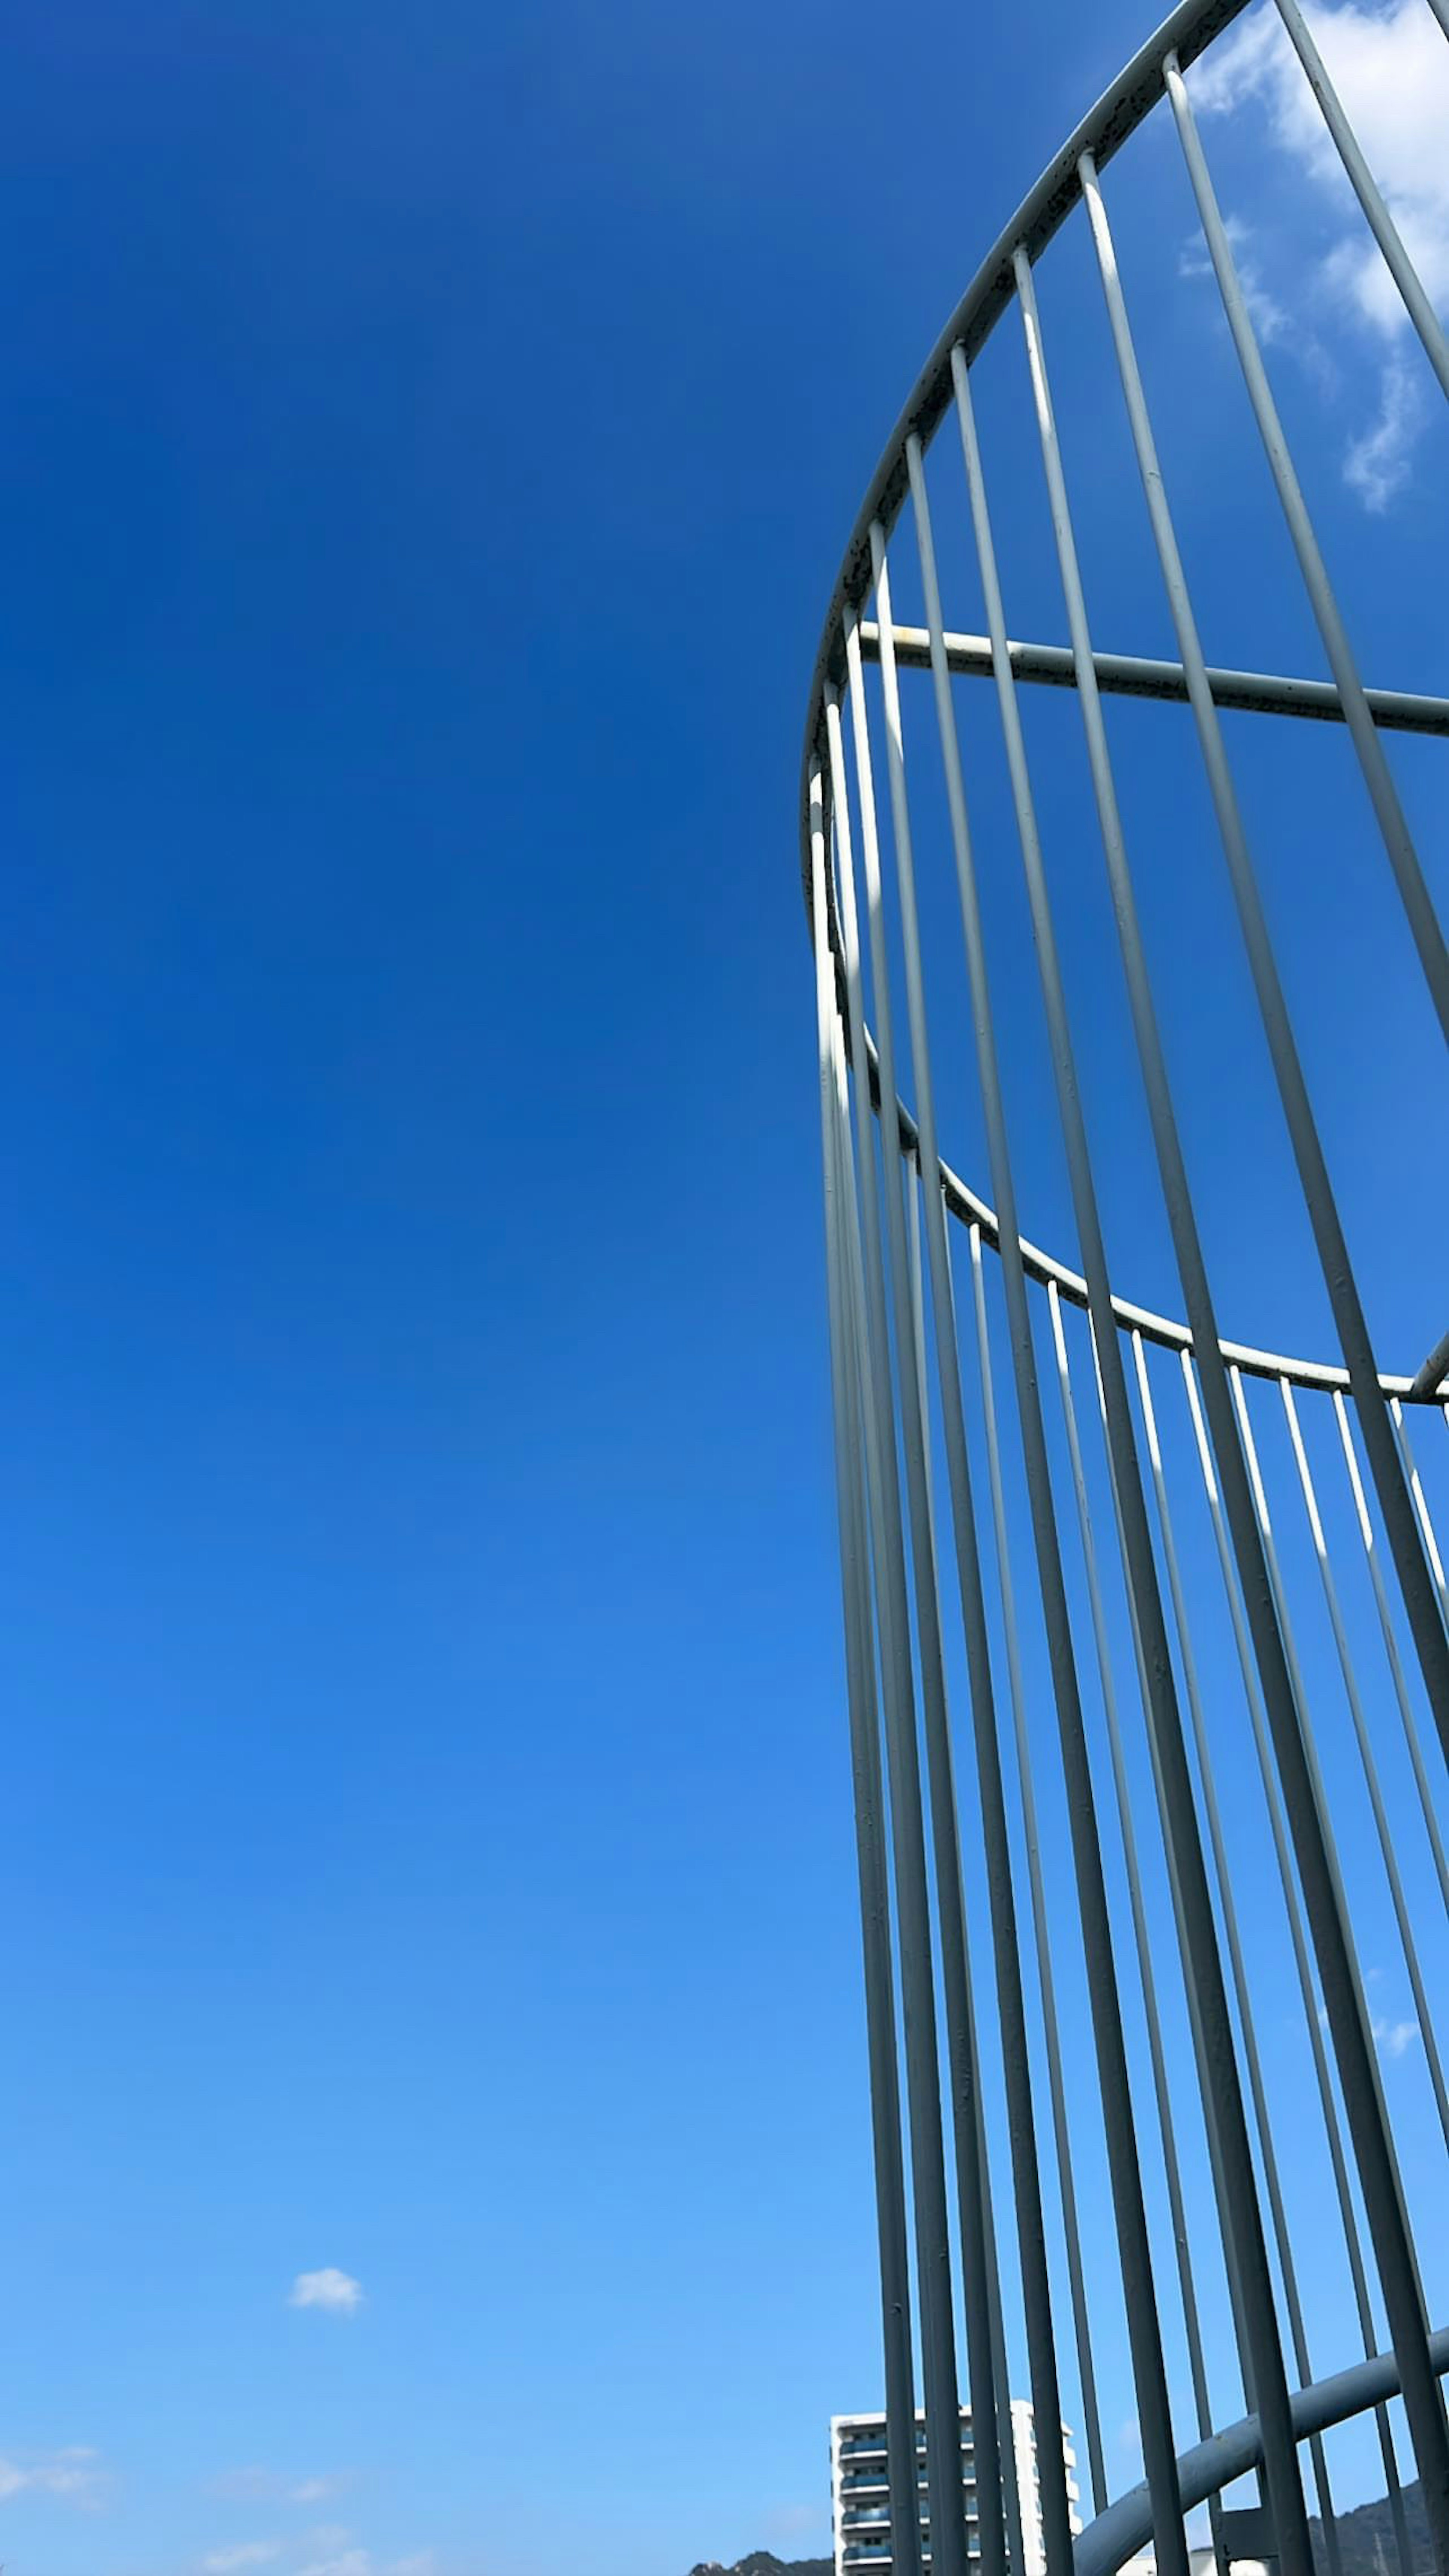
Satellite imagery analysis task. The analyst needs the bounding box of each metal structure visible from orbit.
[803,9,1449,2576]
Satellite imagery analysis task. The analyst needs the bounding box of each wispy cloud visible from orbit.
[294,2554,432,2576]
[200,2546,281,2573]
[0,2447,108,2510]
[1180,213,1294,347]
[1318,1977,1421,2057]
[1343,349,1426,507]
[288,2269,365,2316]
[212,2470,346,2507]
[1372,2005,1421,2058]
[1189,0,1449,503]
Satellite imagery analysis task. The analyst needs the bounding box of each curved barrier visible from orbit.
[804,9,1449,2576]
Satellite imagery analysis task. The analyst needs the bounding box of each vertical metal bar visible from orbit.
[920,1198,1030,2576]
[1181,1356,1418,2576]
[1392,1400,1449,1640]
[1162,52,1449,1051]
[1046,1284,1223,2496]
[1332,1391,1449,1916]
[811,760,924,2576]
[821,679,972,2576]
[1280,1381,1449,2150]
[1271,0,1449,401]
[869,523,1075,2576]
[902,413,1189,2576]
[966,1224,1108,2516]
[1005,246,1316,2576]
[1083,125,1449,1846]
[1086,1310,1252,2453]
[1229,1364,1437,2576]
[1016,196,1449,2560]
[1132,1334,1345,2576]
[831,650,997,2576]
[1228,1365,1437,2337]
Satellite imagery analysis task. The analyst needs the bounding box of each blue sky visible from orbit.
[2,5,1447,2576]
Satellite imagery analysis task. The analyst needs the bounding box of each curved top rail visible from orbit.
[797,0,1252,914]
[797,0,1447,1398]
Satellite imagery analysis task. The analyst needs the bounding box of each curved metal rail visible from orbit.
[804,12,1449,2576]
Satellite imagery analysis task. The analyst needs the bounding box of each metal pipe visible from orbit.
[968,1229,1108,2516]
[908,1184,1030,2576]
[1133,1335,1345,2576]
[1181,1355,1416,2576]
[1065,141,1449,2545]
[824,670,974,2576]
[898,426,1188,2576]
[1411,1329,1449,1406]
[1163,52,1449,1050]
[1332,1390,1449,1916]
[1010,240,1313,2576]
[811,764,924,2576]
[870,519,1072,2576]
[856,622,1449,737]
[1271,0,1449,402]
[1048,1285,1222,2474]
[1074,2328,1449,2576]
[1279,1381,1449,2149]
[834,638,998,2576]
[1393,1399,1449,1640]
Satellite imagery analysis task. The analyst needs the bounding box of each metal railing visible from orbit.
[803,9,1449,2576]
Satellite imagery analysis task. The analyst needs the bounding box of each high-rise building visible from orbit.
[829,2406,1081,2576]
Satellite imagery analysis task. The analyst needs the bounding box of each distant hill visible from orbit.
[687,2483,1434,2576]
[689,2556,831,2576]
[1311,2482,1435,2576]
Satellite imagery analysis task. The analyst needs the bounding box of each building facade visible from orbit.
[830,2406,1081,2576]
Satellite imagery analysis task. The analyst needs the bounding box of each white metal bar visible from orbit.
[1165,49,1449,1045]
[857,621,1449,737]
[1134,1334,1346,2573]
[969,1230,1108,2516]
[1332,1390,1449,1919]
[1280,1382,1449,2151]
[1182,1357,1417,2576]
[1272,0,1449,402]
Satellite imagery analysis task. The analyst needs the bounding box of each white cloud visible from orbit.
[288,2268,365,2315]
[212,2470,346,2506]
[1343,349,1426,505]
[293,2553,430,2576]
[1189,0,1449,502]
[1372,2005,1421,2057]
[1318,1980,1422,2056]
[200,2547,280,2573]
[0,2447,107,2509]
[306,2528,354,2554]
[1181,212,1294,346]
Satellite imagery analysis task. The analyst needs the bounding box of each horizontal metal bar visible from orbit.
[1074,2325,1449,2576]
[858,623,1449,737]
